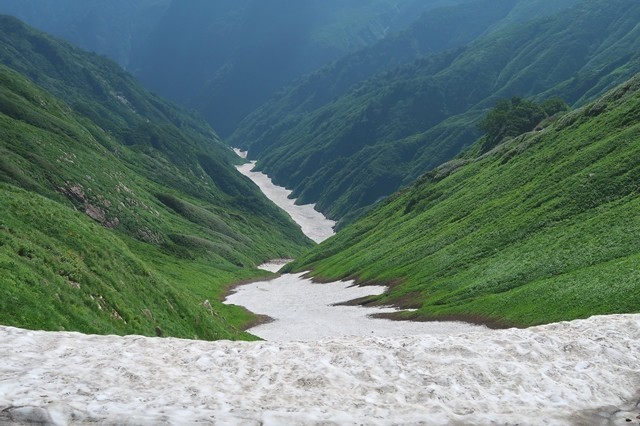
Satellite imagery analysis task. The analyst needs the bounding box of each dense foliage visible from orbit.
[477,97,569,152]
[0,18,312,339]
[285,74,640,327]
[232,0,640,226]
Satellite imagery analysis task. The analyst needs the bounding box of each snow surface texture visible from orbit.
[1,315,639,425]
[233,148,336,243]
[225,272,485,341]
[257,259,292,273]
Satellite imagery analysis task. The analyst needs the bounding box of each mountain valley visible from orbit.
[0,16,312,339]
[0,2,639,424]
[232,0,640,224]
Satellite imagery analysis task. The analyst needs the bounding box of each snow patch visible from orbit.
[233,149,335,243]
[225,272,484,341]
[257,259,293,272]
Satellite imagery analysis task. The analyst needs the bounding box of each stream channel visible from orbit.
[225,149,485,341]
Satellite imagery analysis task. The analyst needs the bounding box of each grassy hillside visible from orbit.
[0,14,229,161]
[0,18,313,339]
[285,74,640,327]
[232,0,640,225]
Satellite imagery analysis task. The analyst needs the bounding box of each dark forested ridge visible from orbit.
[0,16,312,339]
[129,0,475,137]
[231,0,640,225]
[286,73,640,326]
[230,0,579,154]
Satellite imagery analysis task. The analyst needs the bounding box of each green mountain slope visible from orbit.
[0,17,312,339]
[232,0,640,225]
[285,74,640,327]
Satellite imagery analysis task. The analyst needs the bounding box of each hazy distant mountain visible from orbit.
[232,0,640,224]
[0,0,170,67]
[0,0,483,137]
[229,0,520,139]
[130,0,474,136]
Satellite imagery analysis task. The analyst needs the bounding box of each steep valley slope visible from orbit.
[285,73,640,327]
[232,0,640,225]
[0,16,312,339]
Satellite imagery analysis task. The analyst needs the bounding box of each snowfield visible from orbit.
[224,272,486,341]
[1,314,639,425]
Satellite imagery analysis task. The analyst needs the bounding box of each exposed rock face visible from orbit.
[84,203,105,222]
[62,183,86,202]
[60,182,119,229]
[135,227,163,244]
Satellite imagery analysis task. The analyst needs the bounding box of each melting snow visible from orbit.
[257,259,293,273]
[1,315,639,425]
[224,272,485,341]
[233,148,335,243]
[2,149,636,424]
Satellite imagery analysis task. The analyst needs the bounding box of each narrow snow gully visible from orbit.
[228,148,485,341]
[233,148,335,243]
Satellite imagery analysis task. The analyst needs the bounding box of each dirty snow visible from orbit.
[1,315,639,425]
